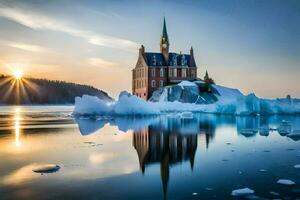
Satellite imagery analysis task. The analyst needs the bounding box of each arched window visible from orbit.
[159,80,164,87]
[151,80,156,88]
[160,68,164,77]
[151,68,156,77]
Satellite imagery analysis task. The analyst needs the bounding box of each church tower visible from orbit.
[160,17,169,63]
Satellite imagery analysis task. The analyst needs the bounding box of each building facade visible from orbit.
[132,18,198,100]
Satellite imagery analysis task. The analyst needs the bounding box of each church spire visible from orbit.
[162,17,169,45]
[160,17,169,63]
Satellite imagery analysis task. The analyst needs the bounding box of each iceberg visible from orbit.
[73,91,159,116]
[73,81,300,116]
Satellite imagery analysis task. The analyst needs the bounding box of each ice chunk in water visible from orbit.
[231,188,254,196]
[32,164,60,173]
[277,179,295,185]
[294,164,300,169]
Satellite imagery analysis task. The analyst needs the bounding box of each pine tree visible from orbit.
[204,70,215,85]
[203,70,215,92]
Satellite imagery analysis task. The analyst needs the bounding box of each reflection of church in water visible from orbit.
[133,125,213,197]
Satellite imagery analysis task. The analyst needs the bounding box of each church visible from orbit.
[132,18,198,100]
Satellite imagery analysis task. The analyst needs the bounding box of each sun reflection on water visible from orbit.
[14,107,22,147]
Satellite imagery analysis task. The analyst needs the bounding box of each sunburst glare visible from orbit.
[13,69,23,80]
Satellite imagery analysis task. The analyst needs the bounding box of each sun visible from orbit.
[13,69,23,80]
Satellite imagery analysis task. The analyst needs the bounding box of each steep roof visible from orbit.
[144,52,196,67]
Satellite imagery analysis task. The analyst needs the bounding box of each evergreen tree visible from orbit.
[204,70,215,85]
[203,70,215,92]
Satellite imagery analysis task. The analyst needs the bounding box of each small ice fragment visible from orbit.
[269,191,279,196]
[205,188,213,191]
[238,171,242,174]
[32,164,60,173]
[192,192,198,196]
[294,164,300,168]
[231,188,254,196]
[259,169,267,172]
[277,179,295,185]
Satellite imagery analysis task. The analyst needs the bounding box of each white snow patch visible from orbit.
[178,81,197,87]
[277,179,295,185]
[231,188,254,196]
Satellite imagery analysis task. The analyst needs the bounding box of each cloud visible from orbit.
[7,42,50,53]
[0,6,139,51]
[88,57,117,68]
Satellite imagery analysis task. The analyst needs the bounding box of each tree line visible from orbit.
[0,75,113,105]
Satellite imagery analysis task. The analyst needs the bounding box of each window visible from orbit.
[181,55,186,66]
[151,80,156,88]
[160,68,164,77]
[191,69,195,78]
[182,68,187,78]
[173,56,177,66]
[169,68,173,77]
[159,80,164,87]
[173,68,177,78]
[152,55,157,66]
[151,68,156,77]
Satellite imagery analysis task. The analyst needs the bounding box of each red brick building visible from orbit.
[132,18,198,100]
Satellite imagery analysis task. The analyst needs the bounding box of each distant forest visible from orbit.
[0,75,113,105]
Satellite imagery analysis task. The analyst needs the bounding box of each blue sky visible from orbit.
[0,0,299,98]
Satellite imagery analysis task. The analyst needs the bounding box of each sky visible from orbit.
[0,0,299,98]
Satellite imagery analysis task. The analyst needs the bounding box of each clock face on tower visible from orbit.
[162,43,167,48]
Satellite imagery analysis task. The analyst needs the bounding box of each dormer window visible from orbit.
[181,55,186,66]
[152,55,157,66]
[173,55,177,66]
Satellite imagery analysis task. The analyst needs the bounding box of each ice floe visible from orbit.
[231,188,254,196]
[294,164,300,169]
[277,179,295,185]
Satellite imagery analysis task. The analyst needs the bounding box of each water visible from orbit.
[0,106,299,200]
